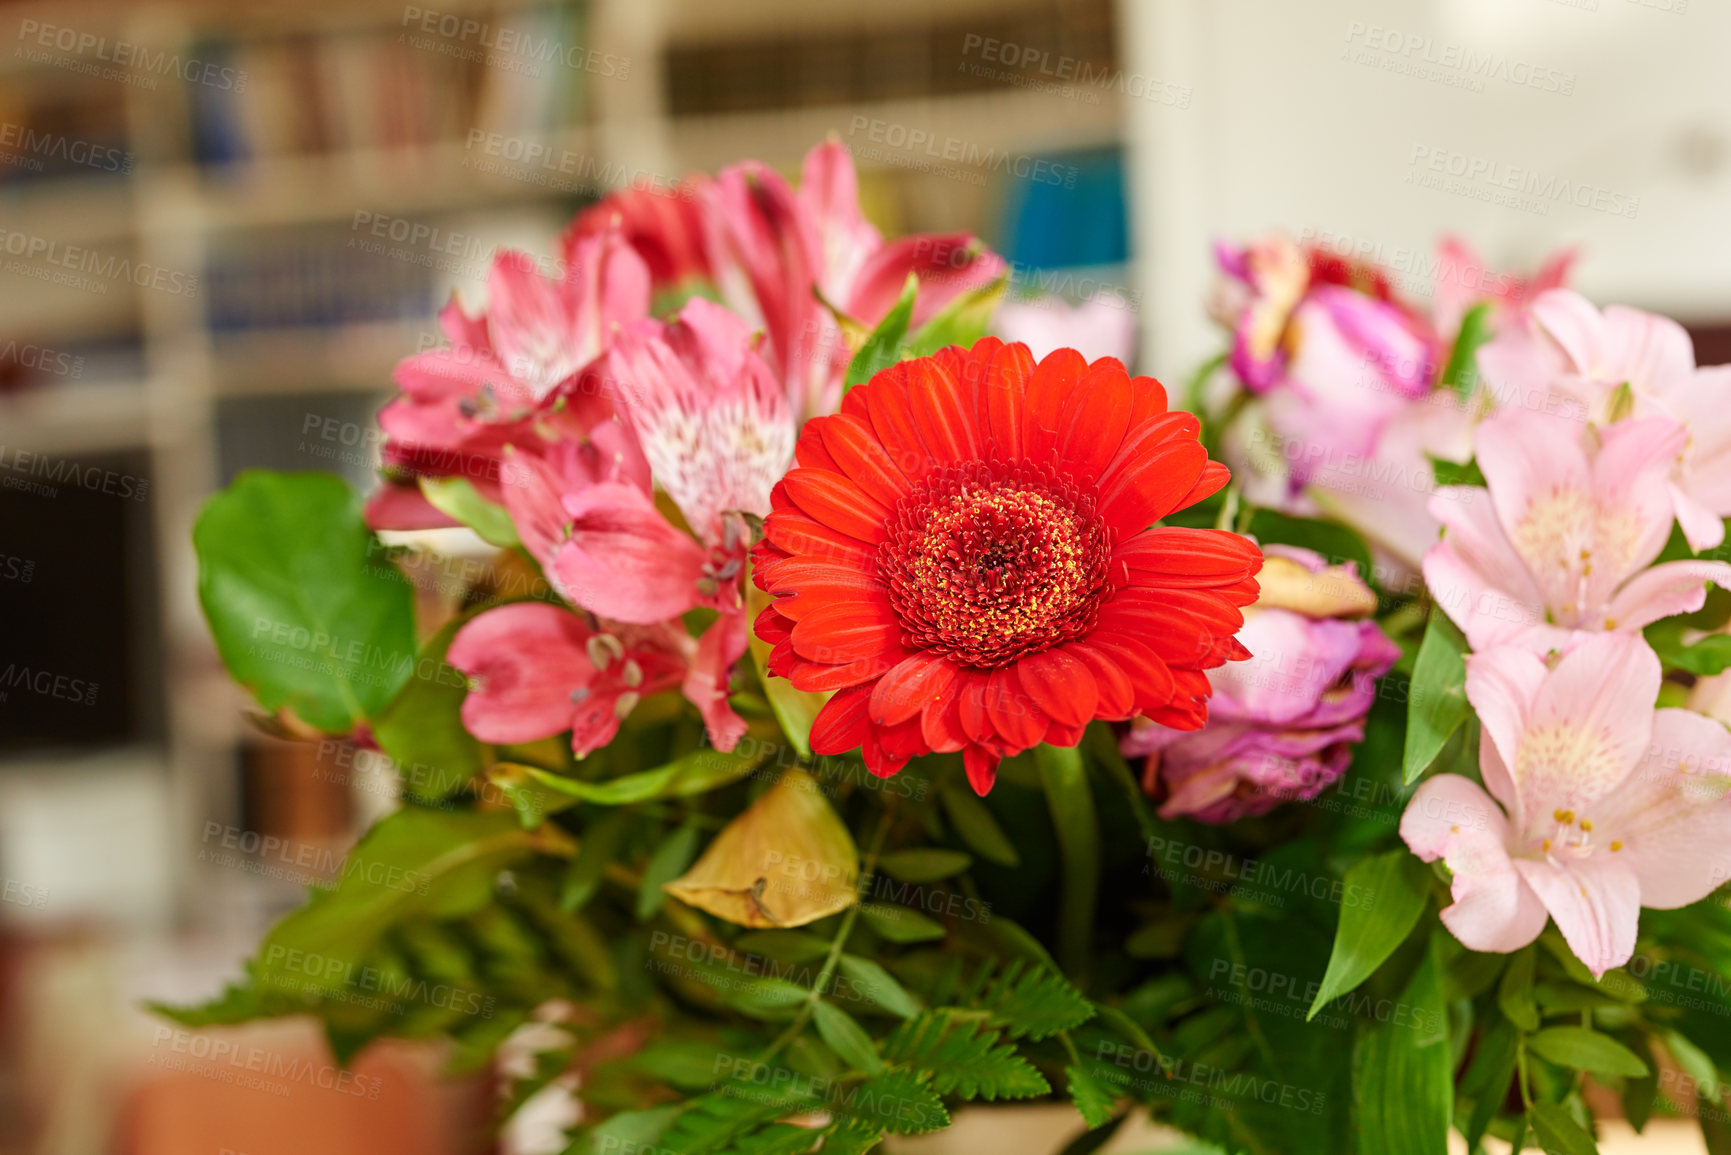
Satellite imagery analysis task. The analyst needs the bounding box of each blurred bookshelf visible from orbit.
[0,0,1131,934]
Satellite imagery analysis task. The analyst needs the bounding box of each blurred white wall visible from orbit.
[1118,0,1731,379]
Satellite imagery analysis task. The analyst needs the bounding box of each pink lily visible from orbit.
[1423,407,1731,652]
[1431,234,1575,347]
[1402,632,1731,975]
[564,178,713,289]
[366,228,651,529]
[447,601,688,757]
[701,139,1004,421]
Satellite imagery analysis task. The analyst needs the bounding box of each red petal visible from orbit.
[957,669,993,742]
[1096,435,1206,538]
[762,508,878,570]
[985,665,1047,750]
[1015,648,1098,728]
[964,744,1001,796]
[878,713,931,760]
[1116,527,1263,586]
[795,424,840,471]
[820,412,910,509]
[810,684,873,755]
[753,602,793,646]
[1063,641,1135,719]
[906,359,977,464]
[791,597,904,663]
[870,652,960,726]
[921,692,968,753]
[982,341,1030,460]
[861,365,933,482]
[789,652,903,691]
[1173,461,1231,514]
[1083,634,1176,710]
[783,469,891,544]
[860,725,913,778]
[774,564,887,620]
[1022,348,1086,461]
[1056,359,1133,487]
[1126,372,1168,426]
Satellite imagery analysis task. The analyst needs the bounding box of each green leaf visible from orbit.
[728,977,811,1016]
[1665,1029,1721,1100]
[881,1011,1048,1100]
[587,1105,683,1154]
[253,809,539,992]
[1647,617,1731,676]
[194,470,416,732]
[1441,302,1493,398]
[1528,1027,1649,1078]
[859,902,946,943]
[371,618,483,802]
[844,273,917,390]
[1309,851,1433,1018]
[1529,1102,1600,1155]
[1499,946,1541,1031]
[1622,1035,1658,1134]
[907,272,1006,357]
[975,960,1095,1040]
[1035,743,1101,980]
[1460,1013,1519,1150]
[1066,1063,1116,1129]
[735,930,832,963]
[838,955,921,1019]
[1351,936,1451,1155]
[841,1068,949,1135]
[813,999,883,1074]
[418,475,519,547]
[560,809,632,912]
[638,825,701,921]
[1403,612,1469,784]
[938,780,1020,867]
[525,744,770,805]
[877,849,971,883]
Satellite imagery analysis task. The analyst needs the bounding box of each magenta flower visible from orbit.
[1125,547,1399,823]
[701,139,1004,420]
[1402,632,1731,975]
[1424,407,1731,652]
[367,227,651,529]
[447,602,688,757]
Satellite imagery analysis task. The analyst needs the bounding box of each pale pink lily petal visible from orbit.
[1593,417,1689,580]
[798,138,882,307]
[1464,646,1547,820]
[553,483,709,623]
[846,234,1006,331]
[1590,707,1731,908]
[1514,632,1659,818]
[1672,483,1727,553]
[1603,560,1731,633]
[1514,856,1641,977]
[1402,775,1547,954]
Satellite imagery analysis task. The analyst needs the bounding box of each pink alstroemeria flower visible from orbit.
[702,139,1005,421]
[366,227,651,529]
[1424,407,1731,652]
[1481,289,1731,551]
[448,602,688,757]
[564,179,713,289]
[1431,234,1575,347]
[1402,632,1731,975]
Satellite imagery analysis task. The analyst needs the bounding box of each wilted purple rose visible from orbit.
[1125,546,1399,824]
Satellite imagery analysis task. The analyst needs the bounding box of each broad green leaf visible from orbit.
[1622,1035,1658,1134]
[859,902,946,943]
[254,809,539,992]
[938,780,1020,867]
[1403,612,1469,784]
[586,1105,682,1154]
[371,618,483,802]
[838,955,921,1019]
[1647,617,1731,676]
[1529,1102,1600,1155]
[1441,302,1493,398]
[1351,936,1451,1155]
[637,825,701,921]
[1309,851,1433,1018]
[728,977,811,1016]
[1499,946,1541,1031]
[1244,507,1373,579]
[194,470,416,732]
[1528,1027,1649,1078]
[907,272,1005,357]
[524,744,769,805]
[844,273,917,390]
[877,849,971,882]
[733,930,832,963]
[1460,1013,1519,1150]
[1036,744,1101,981]
[418,475,519,547]
[813,999,883,1074]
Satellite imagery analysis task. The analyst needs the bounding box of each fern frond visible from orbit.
[881,1011,1049,1101]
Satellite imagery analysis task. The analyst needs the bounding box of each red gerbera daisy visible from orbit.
[750,338,1263,795]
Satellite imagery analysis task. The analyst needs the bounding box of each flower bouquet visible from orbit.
[171,143,1731,1155]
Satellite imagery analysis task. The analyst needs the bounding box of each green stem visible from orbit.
[754,805,896,1066]
[1036,743,1101,986]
